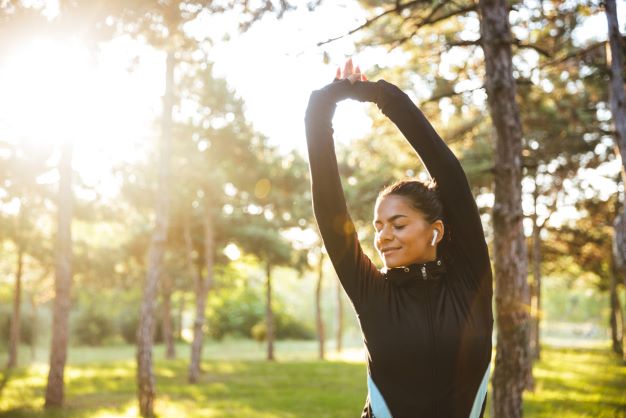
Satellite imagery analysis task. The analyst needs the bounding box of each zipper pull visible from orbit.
[421,266,427,280]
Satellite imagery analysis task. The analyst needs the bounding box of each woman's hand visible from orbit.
[335,58,367,84]
[306,57,376,109]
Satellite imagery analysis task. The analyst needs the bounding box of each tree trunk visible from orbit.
[30,292,37,362]
[188,201,215,384]
[614,212,626,362]
[336,276,344,354]
[137,49,174,418]
[177,294,185,341]
[531,219,542,361]
[606,0,626,365]
[478,2,530,417]
[266,262,275,361]
[7,243,24,369]
[161,274,176,360]
[529,184,543,364]
[610,270,624,355]
[44,140,74,408]
[315,251,325,360]
[525,199,541,391]
[606,0,626,169]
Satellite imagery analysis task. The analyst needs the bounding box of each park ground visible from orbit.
[0,340,625,418]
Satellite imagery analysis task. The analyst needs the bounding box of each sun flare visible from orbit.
[0,39,93,144]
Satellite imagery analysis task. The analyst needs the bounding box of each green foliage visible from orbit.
[118,307,140,345]
[207,286,315,341]
[206,286,315,341]
[206,286,265,340]
[72,308,116,346]
[542,276,609,324]
[250,315,316,343]
[0,308,35,347]
[116,305,164,345]
[250,321,266,343]
[274,312,315,340]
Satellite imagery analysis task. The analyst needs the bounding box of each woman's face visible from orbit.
[373,194,440,268]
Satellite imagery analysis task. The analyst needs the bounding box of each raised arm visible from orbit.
[369,79,490,280]
[304,80,382,306]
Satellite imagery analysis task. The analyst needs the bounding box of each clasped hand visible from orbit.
[312,57,379,105]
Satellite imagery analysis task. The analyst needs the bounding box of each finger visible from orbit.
[335,66,341,80]
[355,65,362,75]
[361,73,368,81]
[344,58,354,77]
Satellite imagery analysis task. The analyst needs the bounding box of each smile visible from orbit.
[381,247,401,255]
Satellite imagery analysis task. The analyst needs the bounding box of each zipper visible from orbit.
[425,281,437,416]
[421,266,427,280]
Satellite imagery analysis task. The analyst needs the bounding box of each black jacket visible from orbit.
[304,79,493,418]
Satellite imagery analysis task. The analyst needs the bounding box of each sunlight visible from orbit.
[0,39,91,144]
[0,35,165,196]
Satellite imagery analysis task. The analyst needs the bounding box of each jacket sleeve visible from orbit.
[370,79,491,287]
[304,80,383,308]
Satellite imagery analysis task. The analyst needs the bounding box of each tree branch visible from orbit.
[539,40,605,70]
[317,0,427,46]
[422,84,485,104]
[512,38,551,58]
[383,4,478,51]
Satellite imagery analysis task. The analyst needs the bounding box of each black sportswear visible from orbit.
[304,79,493,418]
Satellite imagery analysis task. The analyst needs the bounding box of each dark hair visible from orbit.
[377,178,443,224]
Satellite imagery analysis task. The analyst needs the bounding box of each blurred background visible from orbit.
[0,0,625,417]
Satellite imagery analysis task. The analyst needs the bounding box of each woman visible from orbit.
[304,59,493,418]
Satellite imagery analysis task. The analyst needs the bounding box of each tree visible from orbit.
[160,272,177,360]
[335,274,344,353]
[605,0,626,364]
[478,2,530,416]
[230,146,311,361]
[0,139,52,369]
[184,198,216,384]
[315,246,325,360]
[235,225,296,361]
[136,44,174,417]
[44,140,74,408]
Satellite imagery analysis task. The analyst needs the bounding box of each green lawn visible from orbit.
[0,342,624,417]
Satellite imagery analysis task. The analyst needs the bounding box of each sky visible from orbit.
[0,0,624,203]
[0,0,401,197]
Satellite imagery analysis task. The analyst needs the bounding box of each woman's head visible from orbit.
[373,179,444,268]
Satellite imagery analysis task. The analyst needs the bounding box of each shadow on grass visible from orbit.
[0,368,12,402]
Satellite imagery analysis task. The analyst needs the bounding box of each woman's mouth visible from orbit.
[382,247,401,255]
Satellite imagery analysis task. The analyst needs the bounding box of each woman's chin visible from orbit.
[383,257,402,269]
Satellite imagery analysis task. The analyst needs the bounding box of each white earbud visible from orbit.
[430,230,439,247]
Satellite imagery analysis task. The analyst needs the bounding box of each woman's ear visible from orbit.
[430,220,444,246]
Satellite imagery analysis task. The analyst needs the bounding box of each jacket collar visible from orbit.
[383,257,446,287]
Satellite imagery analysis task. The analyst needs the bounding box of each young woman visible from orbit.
[304,60,493,418]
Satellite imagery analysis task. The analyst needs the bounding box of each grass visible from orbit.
[0,341,624,417]
[522,346,626,418]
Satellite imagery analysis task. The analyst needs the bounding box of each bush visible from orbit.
[0,308,36,347]
[275,312,315,340]
[206,287,265,340]
[251,322,266,343]
[119,309,139,344]
[118,307,164,344]
[251,313,315,342]
[73,308,115,346]
[206,287,314,341]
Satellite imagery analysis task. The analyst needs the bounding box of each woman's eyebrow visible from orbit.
[373,214,408,225]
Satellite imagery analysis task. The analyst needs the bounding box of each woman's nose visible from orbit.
[379,226,393,242]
